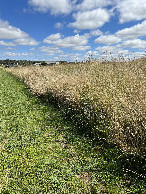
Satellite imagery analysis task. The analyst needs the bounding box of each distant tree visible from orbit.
[60,61,67,65]
[41,62,47,66]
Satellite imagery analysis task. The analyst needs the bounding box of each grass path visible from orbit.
[0,69,145,193]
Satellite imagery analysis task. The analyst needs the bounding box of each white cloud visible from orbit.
[116,0,146,23]
[87,50,98,55]
[55,22,63,29]
[132,51,145,58]
[69,8,110,30]
[58,53,82,62]
[54,56,59,60]
[39,46,63,55]
[6,47,16,50]
[84,50,99,61]
[0,40,16,46]
[2,52,20,57]
[115,20,146,40]
[21,52,34,56]
[77,0,112,11]
[96,45,129,55]
[90,29,103,36]
[0,18,38,46]
[14,37,39,46]
[73,45,91,51]
[121,39,146,50]
[95,35,121,45]
[28,0,72,15]
[43,33,61,44]
[0,19,28,39]
[59,54,68,58]
[43,33,90,48]
[73,29,80,33]
[30,47,35,51]
[95,46,145,60]
[68,53,82,61]
[55,34,90,48]
[2,52,34,57]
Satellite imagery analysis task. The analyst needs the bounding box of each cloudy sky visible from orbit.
[0,0,146,61]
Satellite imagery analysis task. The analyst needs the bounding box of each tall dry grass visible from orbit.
[6,58,146,154]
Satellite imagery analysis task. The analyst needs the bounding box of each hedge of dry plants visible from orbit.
[6,58,146,155]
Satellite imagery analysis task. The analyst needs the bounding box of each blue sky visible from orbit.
[0,0,146,61]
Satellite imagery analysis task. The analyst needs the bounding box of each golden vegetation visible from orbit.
[7,58,146,154]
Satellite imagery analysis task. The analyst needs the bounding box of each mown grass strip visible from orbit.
[0,69,145,193]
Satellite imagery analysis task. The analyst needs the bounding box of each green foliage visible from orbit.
[0,69,145,193]
[41,61,47,66]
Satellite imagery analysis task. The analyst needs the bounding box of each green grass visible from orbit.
[0,69,145,193]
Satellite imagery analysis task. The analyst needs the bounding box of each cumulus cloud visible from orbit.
[115,20,146,40]
[94,21,146,49]
[28,0,72,15]
[14,37,38,46]
[68,53,82,61]
[2,52,21,57]
[43,33,90,48]
[87,50,98,55]
[77,0,113,11]
[30,47,35,51]
[69,8,110,30]
[0,40,16,46]
[58,53,82,62]
[96,45,129,57]
[55,22,63,29]
[73,45,91,51]
[90,29,103,36]
[95,35,121,45]
[132,51,146,58]
[73,29,80,33]
[95,46,145,60]
[2,52,34,57]
[84,50,99,61]
[121,39,146,49]
[6,47,16,50]
[39,46,63,55]
[0,19,28,39]
[43,33,61,44]
[116,0,146,23]
[0,18,38,46]
[55,34,90,48]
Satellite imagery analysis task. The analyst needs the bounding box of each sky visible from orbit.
[0,0,146,62]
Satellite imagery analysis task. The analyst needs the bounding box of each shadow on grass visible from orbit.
[36,92,146,182]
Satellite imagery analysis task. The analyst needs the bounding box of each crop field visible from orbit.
[1,58,145,193]
[7,58,146,155]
